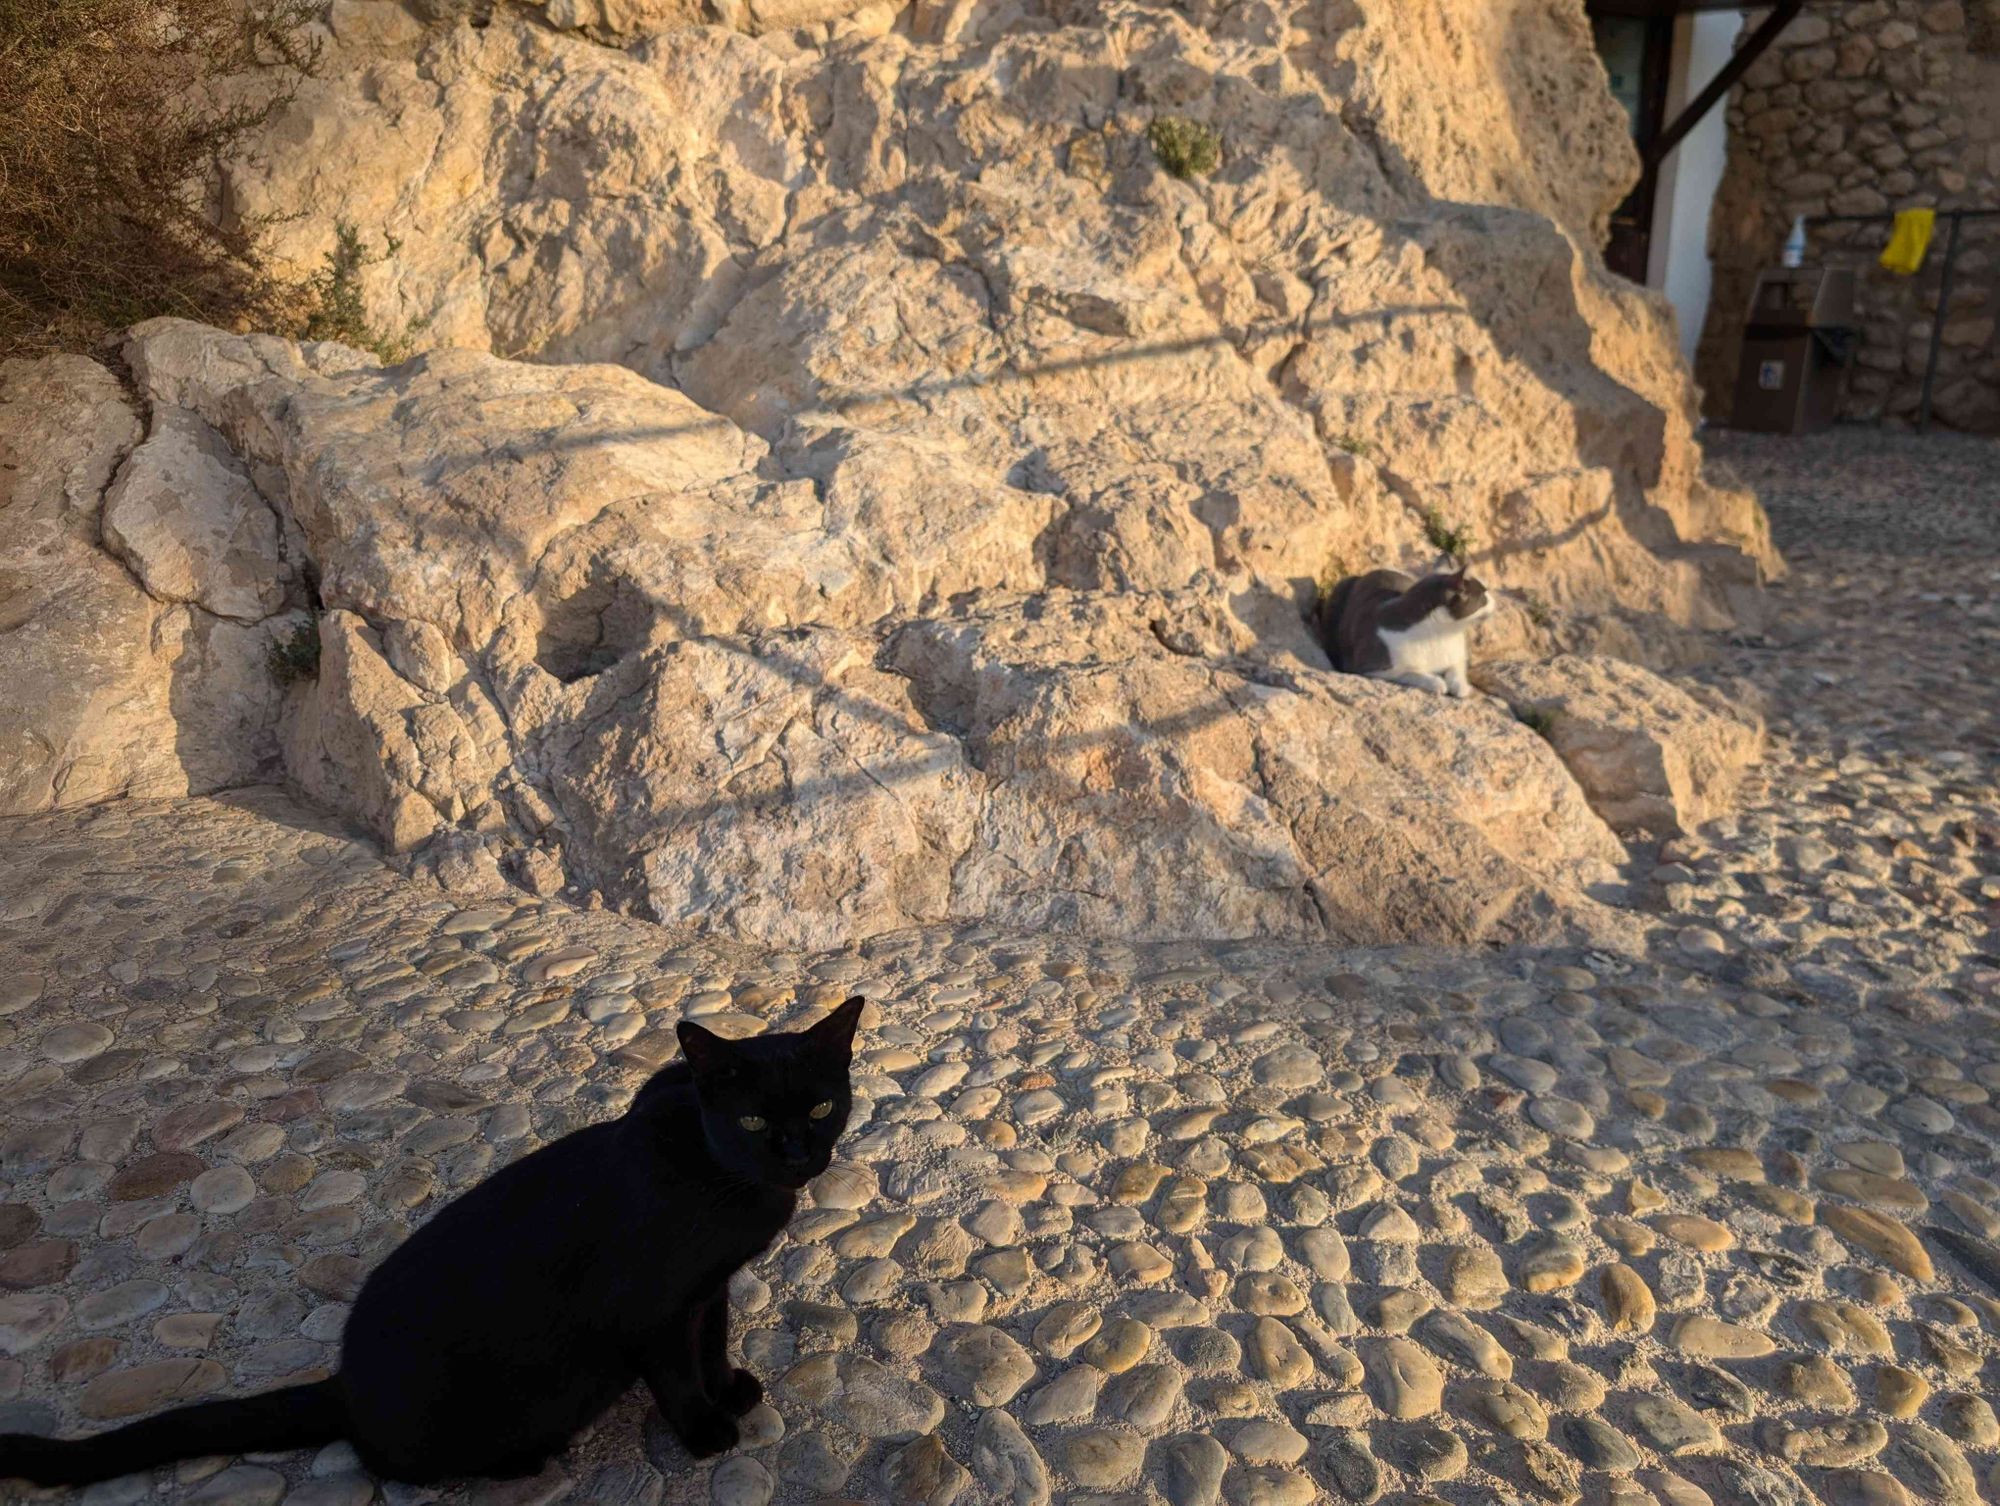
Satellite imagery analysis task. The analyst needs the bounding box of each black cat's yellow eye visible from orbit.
[809,1101,834,1120]
[738,1115,766,1131]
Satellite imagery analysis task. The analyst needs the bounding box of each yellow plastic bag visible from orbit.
[1880,209,1936,276]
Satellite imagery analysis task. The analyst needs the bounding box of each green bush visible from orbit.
[299,223,425,363]
[1514,706,1558,740]
[1147,117,1222,180]
[1420,508,1474,568]
[268,619,321,685]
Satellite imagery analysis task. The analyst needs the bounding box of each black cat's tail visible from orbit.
[0,1378,346,1486]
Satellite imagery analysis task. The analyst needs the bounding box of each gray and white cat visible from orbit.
[1316,568,1494,697]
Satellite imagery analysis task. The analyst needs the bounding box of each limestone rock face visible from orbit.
[0,357,155,813]
[225,0,1776,646]
[1473,655,1765,837]
[0,359,294,815]
[1341,0,1637,247]
[0,0,1784,946]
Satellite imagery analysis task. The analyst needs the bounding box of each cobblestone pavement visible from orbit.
[1,430,1997,1506]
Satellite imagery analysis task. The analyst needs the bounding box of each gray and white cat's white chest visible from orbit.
[1378,609,1471,676]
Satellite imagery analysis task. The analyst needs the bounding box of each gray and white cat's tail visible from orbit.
[1314,575,1357,670]
[0,1379,345,1487]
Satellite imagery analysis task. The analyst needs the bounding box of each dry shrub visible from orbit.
[0,0,320,357]
[1973,0,2000,55]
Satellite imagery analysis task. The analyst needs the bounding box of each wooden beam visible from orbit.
[1642,0,1804,172]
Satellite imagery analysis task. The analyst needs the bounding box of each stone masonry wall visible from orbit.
[1695,0,2000,432]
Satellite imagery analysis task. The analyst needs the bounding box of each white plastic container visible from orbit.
[1781,215,1807,269]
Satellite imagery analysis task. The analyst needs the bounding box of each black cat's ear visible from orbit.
[677,1020,728,1077]
[807,995,866,1059]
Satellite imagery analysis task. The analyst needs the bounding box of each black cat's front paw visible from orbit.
[673,1407,740,1458]
[715,1368,763,1417]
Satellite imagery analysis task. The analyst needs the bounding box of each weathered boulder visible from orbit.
[548,625,986,950]
[0,359,294,815]
[1472,655,1764,837]
[885,593,1631,946]
[101,406,286,622]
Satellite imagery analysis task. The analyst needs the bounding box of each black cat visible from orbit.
[0,996,867,1489]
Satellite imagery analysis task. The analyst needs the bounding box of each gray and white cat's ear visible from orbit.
[807,996,866,1058]
[677,1020,728,1075]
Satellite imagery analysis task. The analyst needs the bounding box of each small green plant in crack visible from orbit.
[1420,508,1474,568]
[1520,590,1555,629]
[1514,706,1559,741]
[299,221,428,363]
[1333,433,1375,459]
[1147,116,1222,180]
[268,619,321,685]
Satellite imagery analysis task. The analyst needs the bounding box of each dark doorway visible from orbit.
[1591,11,1675,283]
